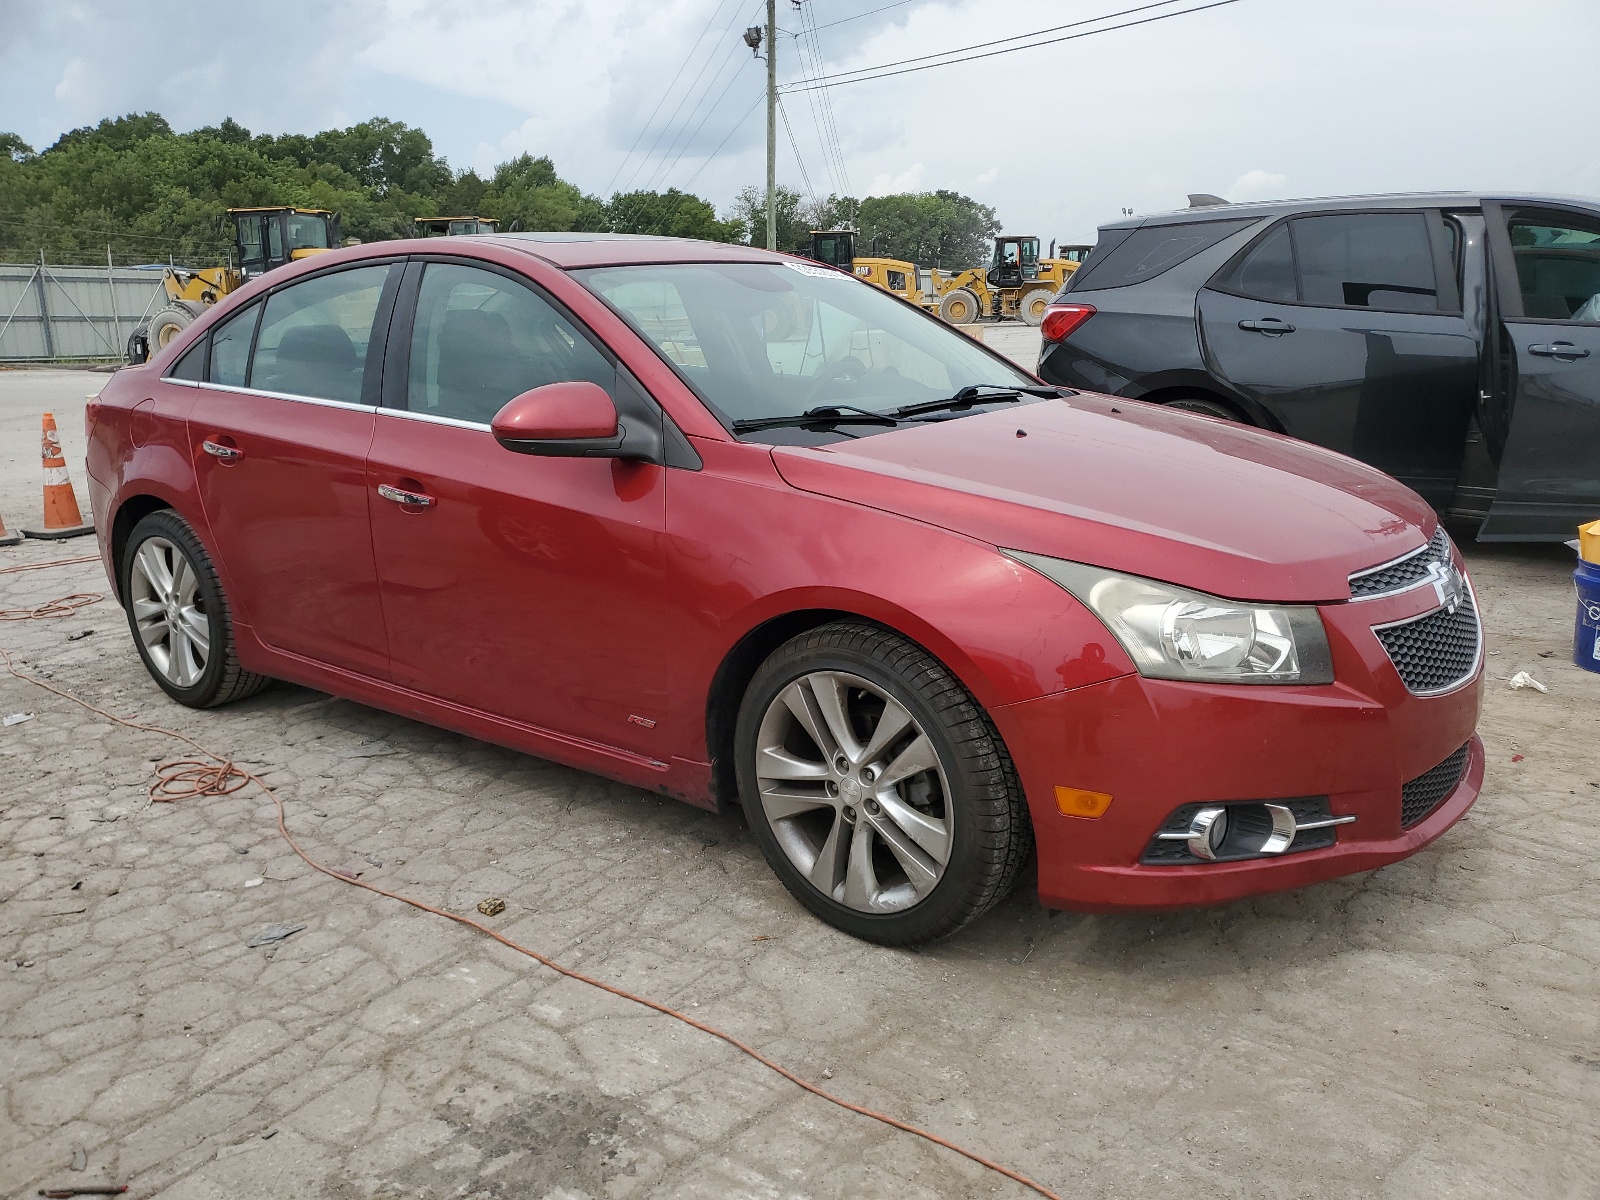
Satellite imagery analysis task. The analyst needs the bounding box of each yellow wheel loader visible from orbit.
[415,216,500,236]
[129,207,340,361]
[930,235,1082,326]
[809,229,936,310]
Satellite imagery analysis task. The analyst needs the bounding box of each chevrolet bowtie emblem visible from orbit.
[1434,565,1466,615]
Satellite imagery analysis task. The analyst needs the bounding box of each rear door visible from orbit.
[1197,210,1478,507]
[1479,202,1600,539]
[188,261,398,677]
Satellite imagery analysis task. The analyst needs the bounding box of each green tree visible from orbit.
[0,133,35,162]
[726,184,810,252]
[606,189,742,241]
[857,190,999,268]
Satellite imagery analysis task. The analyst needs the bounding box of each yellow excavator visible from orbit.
[415,216,500,236]
[129,207,340,361]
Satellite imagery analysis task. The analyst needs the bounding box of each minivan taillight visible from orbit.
[1040,303,1095,343]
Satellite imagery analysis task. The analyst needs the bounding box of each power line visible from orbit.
[604,0,742,197]
[683,92,765,190]
[797,0,852,197]
[807,0,916,34]
[777,96,818,208]
[623,0,761,194]
[783,0,1241,92]
[648,52,758,191]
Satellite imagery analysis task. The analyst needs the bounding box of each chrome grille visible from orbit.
[1401,742,1471,827]
[1374,591,1481,694]
[1349,529,1451,600]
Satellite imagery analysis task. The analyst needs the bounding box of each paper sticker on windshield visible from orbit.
[784,260,846,279]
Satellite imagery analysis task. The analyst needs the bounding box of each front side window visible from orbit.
[1291,213,1438,311]
[249,265,390,403]
[886,269,907,292]
[406,263,613,424]
[577,261,1033,428]
[208,302,260,387]
[285,212,331,250]
[1507,211,1600,321]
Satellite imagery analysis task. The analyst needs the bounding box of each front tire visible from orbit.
[121,510,269,708]
[1162,394,1244,422]
[1018,287,1054,326]
[735,621,1031,945]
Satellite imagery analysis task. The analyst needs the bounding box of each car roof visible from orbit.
[1106,191,1600,230]
[480,232,786,269]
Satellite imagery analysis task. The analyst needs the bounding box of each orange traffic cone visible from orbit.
[21,412,95,540]
[0,509,20,547]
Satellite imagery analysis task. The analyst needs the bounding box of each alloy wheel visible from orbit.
[129,536,210,687]
[754,670,953,913]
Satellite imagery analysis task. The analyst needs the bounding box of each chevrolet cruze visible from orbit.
[87,233,1485,944]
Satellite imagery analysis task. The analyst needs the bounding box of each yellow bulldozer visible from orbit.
[129,207,340,361]
[415,216,500,236]
[808,230,1081,326]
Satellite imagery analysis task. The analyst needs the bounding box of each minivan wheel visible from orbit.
[1163,394,1244,422]
[121,510,269,708]
[734,621,1031,945]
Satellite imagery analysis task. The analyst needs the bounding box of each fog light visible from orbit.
[1055,786,1113,818]
[1185,806,1229,860]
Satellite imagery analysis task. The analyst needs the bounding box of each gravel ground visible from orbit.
[1,365,1596,1200]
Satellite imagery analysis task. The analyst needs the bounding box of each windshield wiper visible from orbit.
[892,383,1063,419]
[731,404,901,434]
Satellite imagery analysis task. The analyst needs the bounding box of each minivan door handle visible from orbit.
[1527,341,1590,360]
[1238,318,1296,335]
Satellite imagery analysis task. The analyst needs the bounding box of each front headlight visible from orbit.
[1008,550,1334,685]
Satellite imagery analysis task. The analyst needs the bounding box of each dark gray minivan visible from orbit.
[1036,193,1600,540]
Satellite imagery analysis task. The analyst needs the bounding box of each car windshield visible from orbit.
[573,260,1034,430]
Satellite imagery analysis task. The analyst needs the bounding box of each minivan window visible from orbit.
[249,265,390,403]
[405,262,614,424]
[207,303,260,388]
[1071,218,1257,291]
[1292,213,1437,311]
[1507,212,1600,321]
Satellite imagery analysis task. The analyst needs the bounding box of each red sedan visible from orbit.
[86,234,1484,944]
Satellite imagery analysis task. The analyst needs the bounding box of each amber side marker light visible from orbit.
[1055,786,1112,818]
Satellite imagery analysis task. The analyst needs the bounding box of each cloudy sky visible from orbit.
[2,0,1595,242]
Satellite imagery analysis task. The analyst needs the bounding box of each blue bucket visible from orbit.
[1576,558,1600,674]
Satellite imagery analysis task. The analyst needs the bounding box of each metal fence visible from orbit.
[0,256,172,361]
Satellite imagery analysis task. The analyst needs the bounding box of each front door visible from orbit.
[1480,203,1600,539]
[188,261,398,677]
[1198,211,1478,508]
[366,260,669,755]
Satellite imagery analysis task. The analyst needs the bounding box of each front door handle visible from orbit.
[1528,341,1590,360]
[377,483,436,507]
[1239,318,1296,335]
[201,439,243,462]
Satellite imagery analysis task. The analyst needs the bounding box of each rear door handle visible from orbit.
[1239,318,1296,335]
[1528,341,1590,360]
[201,439,243,461]
[377,483,436,507]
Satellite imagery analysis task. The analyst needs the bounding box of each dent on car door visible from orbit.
[1479,203,1600,540]
[366,259,669,755]
[1197,212,1478,508]
[186,262,399,676]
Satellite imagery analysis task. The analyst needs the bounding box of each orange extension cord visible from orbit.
[0,568,1063,1199]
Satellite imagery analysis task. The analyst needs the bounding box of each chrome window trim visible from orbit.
[183,380,378,411]
[376,407,492,432]
[1368,575,1484,698]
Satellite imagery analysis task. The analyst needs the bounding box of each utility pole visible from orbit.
[765,0,777,250]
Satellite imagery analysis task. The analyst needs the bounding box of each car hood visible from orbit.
[769,393,1436,603]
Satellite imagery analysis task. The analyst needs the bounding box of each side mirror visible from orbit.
[490,381,626,458]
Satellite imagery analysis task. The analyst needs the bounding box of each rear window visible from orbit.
[1068,218,1257,291]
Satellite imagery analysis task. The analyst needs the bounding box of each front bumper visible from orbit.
[992,585,1484,912]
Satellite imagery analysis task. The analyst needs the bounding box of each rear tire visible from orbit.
[1018,287,1054,326]
[121,510,269,709]
[938,288,981,325]
[145,306,194,352]
[735,621,1031,946]
[1162,394,1245,422]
